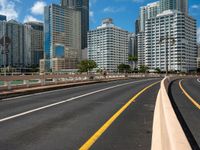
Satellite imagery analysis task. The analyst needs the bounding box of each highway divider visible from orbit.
[151,77,191,150]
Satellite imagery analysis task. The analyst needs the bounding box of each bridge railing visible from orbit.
[0,73,162,91]
[151,77,191,150]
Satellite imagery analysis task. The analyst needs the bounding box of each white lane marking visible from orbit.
[0,79,157,123]
[1,79,155,102]
[1,83,92,101]
[197,78,200,83]
[1,80,134,101]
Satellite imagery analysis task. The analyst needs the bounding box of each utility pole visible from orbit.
[160,33,175,76]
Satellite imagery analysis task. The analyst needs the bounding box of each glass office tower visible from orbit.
[43,4,81,71]
[61,0,89,49]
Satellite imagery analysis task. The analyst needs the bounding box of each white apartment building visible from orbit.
[138,1,160,68]
[137,32,145,66]
[140,1,160,32]
[145,10,197,72]
[88,18,128,72]
[197,44,200,69]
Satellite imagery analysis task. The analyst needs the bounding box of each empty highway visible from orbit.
[169,77,200,149]
[0,78,160,150]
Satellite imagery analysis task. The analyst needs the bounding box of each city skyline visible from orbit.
[0,0,199,42]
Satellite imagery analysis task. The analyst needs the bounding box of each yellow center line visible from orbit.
[79,81,160,150]
[179,80,200,110]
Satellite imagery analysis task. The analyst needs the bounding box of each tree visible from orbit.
[78,60,97,73]
[139,65,149,73]
[117,64,131,73]
[128,55,138,70]
[155,67,161,73]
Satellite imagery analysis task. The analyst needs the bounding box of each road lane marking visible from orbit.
[1,79,154,101]
[179,80,200,110]
[0,79,158,123]
[79,81,160,150]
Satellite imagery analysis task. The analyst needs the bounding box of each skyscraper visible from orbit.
[0,20,26,68]
[145,10,197,72]
[61,0,89,49]
[138,1,160,67]
[140,1,160,32]
[88,18,128,72]
[24,22,44,67]
[160,0,188,14]
[128,33,137,57]
[0,15,6,21]
[0,19,44,69]
[42,4,81,72]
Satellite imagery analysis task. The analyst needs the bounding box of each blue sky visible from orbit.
[0,0,199,42]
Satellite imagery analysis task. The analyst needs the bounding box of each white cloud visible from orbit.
[103,7,125,13]
[89,11,94,17]
[31,1,46,15]
[23,15,41,23]
[197,27,200,44]
[191,4,200,9]
[0,0,18,20]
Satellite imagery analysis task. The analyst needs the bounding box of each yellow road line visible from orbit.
[79,81,160,150]
[179,80,200,110]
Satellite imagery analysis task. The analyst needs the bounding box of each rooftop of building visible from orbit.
[95,18,123,30]
[140,1,159,9]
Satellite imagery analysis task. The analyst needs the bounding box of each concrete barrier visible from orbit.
[151,77,191,150]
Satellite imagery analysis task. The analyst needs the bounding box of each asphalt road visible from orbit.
[169,77,200,149]
[0,78,160,150]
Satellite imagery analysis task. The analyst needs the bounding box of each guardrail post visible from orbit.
[23,80,30,88]
[53,78,58,84]
[5,81,11,90]
[40,79,45,86]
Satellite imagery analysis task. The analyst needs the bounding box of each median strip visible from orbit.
[179,80,200,110]
[79,81,160,150]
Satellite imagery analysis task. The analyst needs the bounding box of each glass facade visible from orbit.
[61,0,89,49]
[0,15,6,21]
[43,4,81,72]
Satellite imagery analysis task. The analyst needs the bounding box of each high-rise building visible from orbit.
[61,0,89,49]
[197,44,200,69]
[145,10,197,72]
[0,20,26,68]
[0,20,44,69]
[135,19,140,35]
[160,0,188,14]
[24,22,44,67]
[138,1,160,68]
[0,15,6,21]
[43,4,81,72]
[137,32,145,67]
[140,1,160,32]
[198,44,200,58]
[88,18,128,72]
[128,33,137,57]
